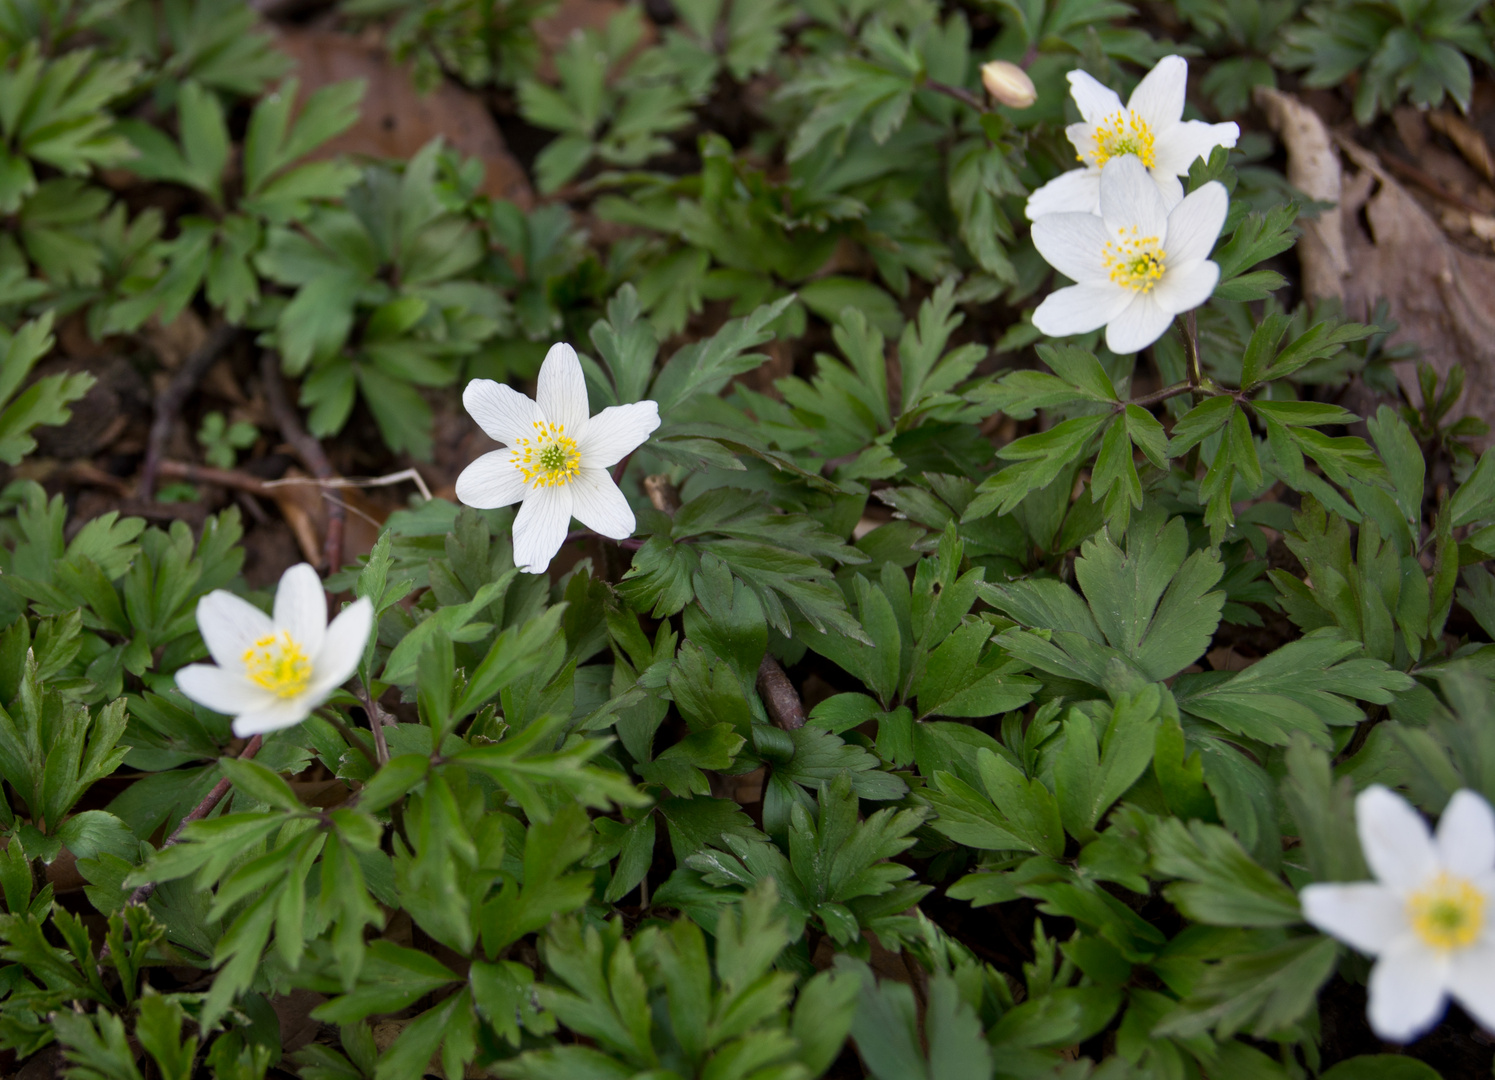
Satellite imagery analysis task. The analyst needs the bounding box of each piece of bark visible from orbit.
[1254,86,1349,302]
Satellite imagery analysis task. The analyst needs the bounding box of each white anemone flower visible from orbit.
[1030,154,1227,354]
[456,342,660,574]
[175,563,373,738]
[1301,785,1495,1042]
[1025,55,1239,219]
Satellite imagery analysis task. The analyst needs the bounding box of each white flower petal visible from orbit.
[1358,785,1439,894]
[463,379,543,445]
[1151,258,1219,315]
[1436,790,1495,879]
[1099,155,1169,239]
[1032,282,1133,338]
[569,468,636,540]
[272,563,326,660]
[196,590,274,669]
[1367,935,1451,1042]
[1152,120,1240,177]
[1162,182,1229,266]
[1447,938,1495,1032]
[456,449,528,509]
[1300,881,1407,955]
[1027,166,1102,220]
[535,343,589,433]
[1065,122,1099,168]
[1032,212,1112,283]
[576,401,661,469]
[1104,294,1173,354]
[232,699,316,738]
[1125,55,1187,133]
[1150,170,1185,212]
[512,484,573,574]
[1066,69,1124,124]
[175,663,278,716]
[308,596,373,699]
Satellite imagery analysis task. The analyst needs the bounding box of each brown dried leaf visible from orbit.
[1258,88,1495,437]
[1254,87,1350,302]
[271,28,533,207]
[1429,109,1495,184]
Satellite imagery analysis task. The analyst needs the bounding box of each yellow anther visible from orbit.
[512,428,581,488]
[1083,110,1157,169]
[1102,227,1166,292]
[242,631,312,698]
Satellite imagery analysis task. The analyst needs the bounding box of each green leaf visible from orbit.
[1150,817,1301,926]
[1319,1057,1444,1080]
[976,748,1064,859]
[1054,689,1163,841]
[1155,935,1339,1040]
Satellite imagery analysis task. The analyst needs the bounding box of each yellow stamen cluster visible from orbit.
[1084,110,1157,169]
[243,631,312,698]
[1408,872,1486,951]
[1102,227,1166,292]
[513,420,581,488]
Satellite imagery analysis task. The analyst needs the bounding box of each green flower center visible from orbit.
[1408,872,1485,950]
[514,422,581,487]
[1102,228,1166,292]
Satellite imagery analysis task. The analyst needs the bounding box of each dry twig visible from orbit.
[140,323,238,500]
[259,350,346,572]
[127,733,264,907]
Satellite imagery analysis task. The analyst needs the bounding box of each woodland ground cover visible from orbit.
[0,0,1494,1077]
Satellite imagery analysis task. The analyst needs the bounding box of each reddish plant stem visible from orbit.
[1124,381,1195,409]
[127,734,263,907]
[259,350,345,572]
[925,78,986,113]
[158,459,274,496]
[140,323,238,500]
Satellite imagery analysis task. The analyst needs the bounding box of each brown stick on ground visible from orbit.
[127,734,264,907]
[139,323,239,500]
[158,460,275,496]
[259,350,345,572]
[757,654,806,730]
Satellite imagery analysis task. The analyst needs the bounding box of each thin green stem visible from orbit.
[1181,310,1202,389]
[320,709,380,772]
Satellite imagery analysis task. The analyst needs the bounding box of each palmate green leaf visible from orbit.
[314,940,461,1025]
[1210,202,1296,301]
[1174,629,1413,748]
[51,1009,143,1080]
[1053,688,1164,842]
[480,804,594,956]
[453,715,648,822]
[984,512,1225,688]
[650,294,795,416]
[1154,935,1339,1041]
[850,968,992,1080]
[1149,817,1301,926]
[0,312,93,466]
[963,414,1109,521]
[0,45,139,212]
[622,493,868,641]
[130,0,291,98]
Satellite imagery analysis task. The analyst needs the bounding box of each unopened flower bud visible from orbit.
[981,60,1036,109]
